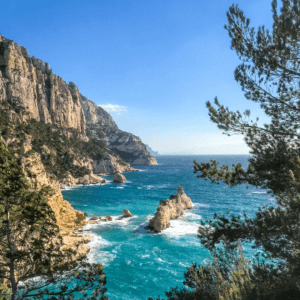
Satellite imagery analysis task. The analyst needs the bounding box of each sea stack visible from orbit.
[146,186,193,233]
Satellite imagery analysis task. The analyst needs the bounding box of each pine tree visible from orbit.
[0,138,108,300]
[150,1,300,299]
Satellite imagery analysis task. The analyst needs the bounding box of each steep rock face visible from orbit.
[20,141,87,233]
[0,33,155,170]
[147,186,193,232]
[93,153,136,174]
[80,95,157,165]
[19,141,90,257]
[0,34,86,134]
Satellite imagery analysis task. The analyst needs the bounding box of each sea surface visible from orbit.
[62,155,275,300]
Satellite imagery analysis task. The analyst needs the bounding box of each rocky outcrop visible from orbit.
[60,173,107,188]
[113,171,127,183]
[93,153,137,174]
[146,186,193,233]
[80,95,157,165]
[122,209,133,218]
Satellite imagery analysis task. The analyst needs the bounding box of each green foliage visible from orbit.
[153,1,300,299]
[0,104,116,181]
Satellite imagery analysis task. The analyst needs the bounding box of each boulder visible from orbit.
[89,216,99,221]
[113,171,127,183]
[122,209,133,218]
[146,186,193,233]
[77,174,90,185]
[89,173,104,184]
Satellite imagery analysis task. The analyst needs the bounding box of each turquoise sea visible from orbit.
[62,155,275,300]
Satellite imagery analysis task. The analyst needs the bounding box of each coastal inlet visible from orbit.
[62,155,275,300]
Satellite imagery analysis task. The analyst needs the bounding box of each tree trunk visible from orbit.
[6,210,17,300]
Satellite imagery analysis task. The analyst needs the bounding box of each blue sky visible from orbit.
[1,0,274,154]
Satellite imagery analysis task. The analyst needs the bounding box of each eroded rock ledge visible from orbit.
[146,186,193,232]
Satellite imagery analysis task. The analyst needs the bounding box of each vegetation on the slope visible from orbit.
[0,138,108,300]
[0,102,119,181]
[150,1,300,299]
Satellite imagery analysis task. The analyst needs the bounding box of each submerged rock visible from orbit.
[113,171,127,183]
[146,186,193,233]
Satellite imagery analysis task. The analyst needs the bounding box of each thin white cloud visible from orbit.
[99,104,127,113]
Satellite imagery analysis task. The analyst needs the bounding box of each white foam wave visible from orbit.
[86,235,115,265]
[193,203,210,208]
[158,184,171,189]
[61,184,83,191]
[181,212,202,221]
[161,219,199,236]
[146,185,156,190]
[85,215,138,229]
[62,181,109,191]
[252,191,267,194]
[88,235,111,248]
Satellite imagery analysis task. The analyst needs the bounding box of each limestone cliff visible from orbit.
[0,33,156,169]
[20,140,91,257]
[80,95,157,165]
[0,35,86,135]
[146,186,193,232]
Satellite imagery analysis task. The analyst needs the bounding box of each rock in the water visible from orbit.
[122,209,133,218]
[146,186,193,233]
[76,173,106,185]
[89,216,99,221]
[100,215,113,222]
[113,171,127,183]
